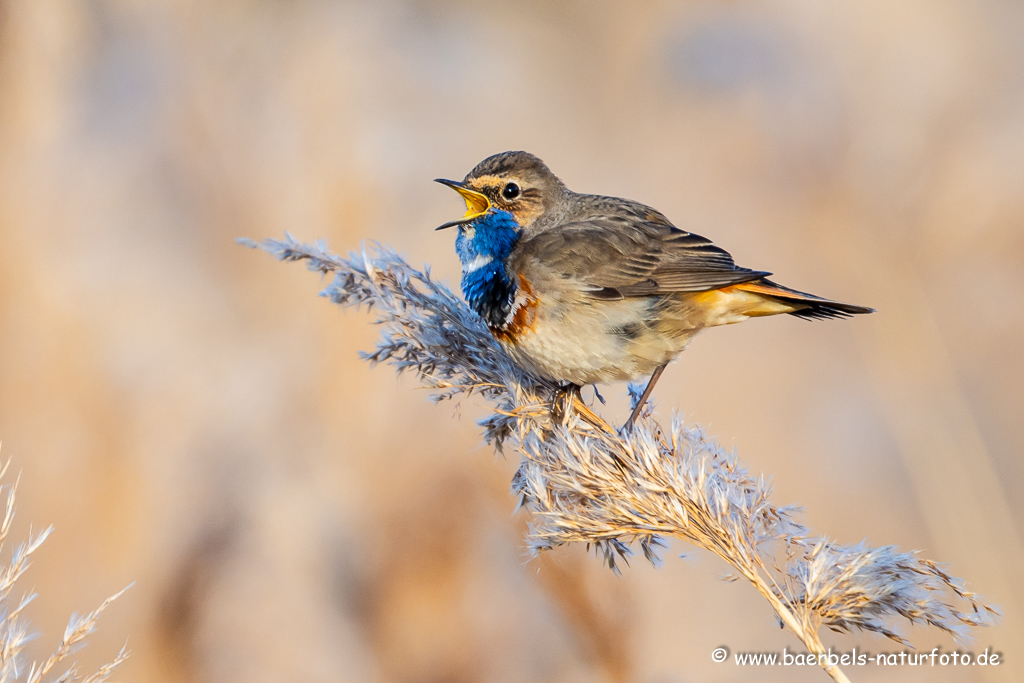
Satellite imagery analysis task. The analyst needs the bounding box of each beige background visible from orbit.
[0,1,1021,681]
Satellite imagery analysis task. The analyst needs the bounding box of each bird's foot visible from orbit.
[552,384,616,436]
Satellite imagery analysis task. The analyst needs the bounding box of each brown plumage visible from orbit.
[437,151,874,426]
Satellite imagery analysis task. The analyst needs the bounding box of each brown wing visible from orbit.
[516,199,769,298]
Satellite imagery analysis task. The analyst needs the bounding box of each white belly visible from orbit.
[499,295,694,385]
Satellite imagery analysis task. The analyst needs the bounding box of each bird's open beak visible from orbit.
[434,179,491,230]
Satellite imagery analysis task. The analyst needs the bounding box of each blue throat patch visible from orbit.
[455,209,522,328]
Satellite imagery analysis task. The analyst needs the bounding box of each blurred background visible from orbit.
[0,0,1021,681]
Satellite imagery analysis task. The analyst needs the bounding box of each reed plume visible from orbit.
[0,457,130,683]
[244,234,997,683]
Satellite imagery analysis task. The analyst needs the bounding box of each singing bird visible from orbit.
[436,151,873,427]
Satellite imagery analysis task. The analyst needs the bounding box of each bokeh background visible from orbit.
[0,1,1021,681]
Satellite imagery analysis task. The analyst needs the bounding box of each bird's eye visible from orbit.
[502,182,520,200]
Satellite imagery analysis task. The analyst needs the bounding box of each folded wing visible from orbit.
[518,207,769,297]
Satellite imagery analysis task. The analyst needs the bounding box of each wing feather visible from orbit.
[516,198,769,297]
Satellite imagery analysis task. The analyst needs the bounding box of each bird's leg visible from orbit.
[623,363,668,430]
[551,383,575,425]
[552,383,616,435]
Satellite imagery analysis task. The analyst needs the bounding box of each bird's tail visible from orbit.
[733,278,875,320]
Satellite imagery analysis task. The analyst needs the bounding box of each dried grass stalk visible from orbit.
[0,456,130,683]
[245,235,998,683]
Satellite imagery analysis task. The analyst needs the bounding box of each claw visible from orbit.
[552,384,616,435]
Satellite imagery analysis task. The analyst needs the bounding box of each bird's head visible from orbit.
[435,151,567,232]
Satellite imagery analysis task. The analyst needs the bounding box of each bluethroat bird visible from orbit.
[436,151,873,428]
